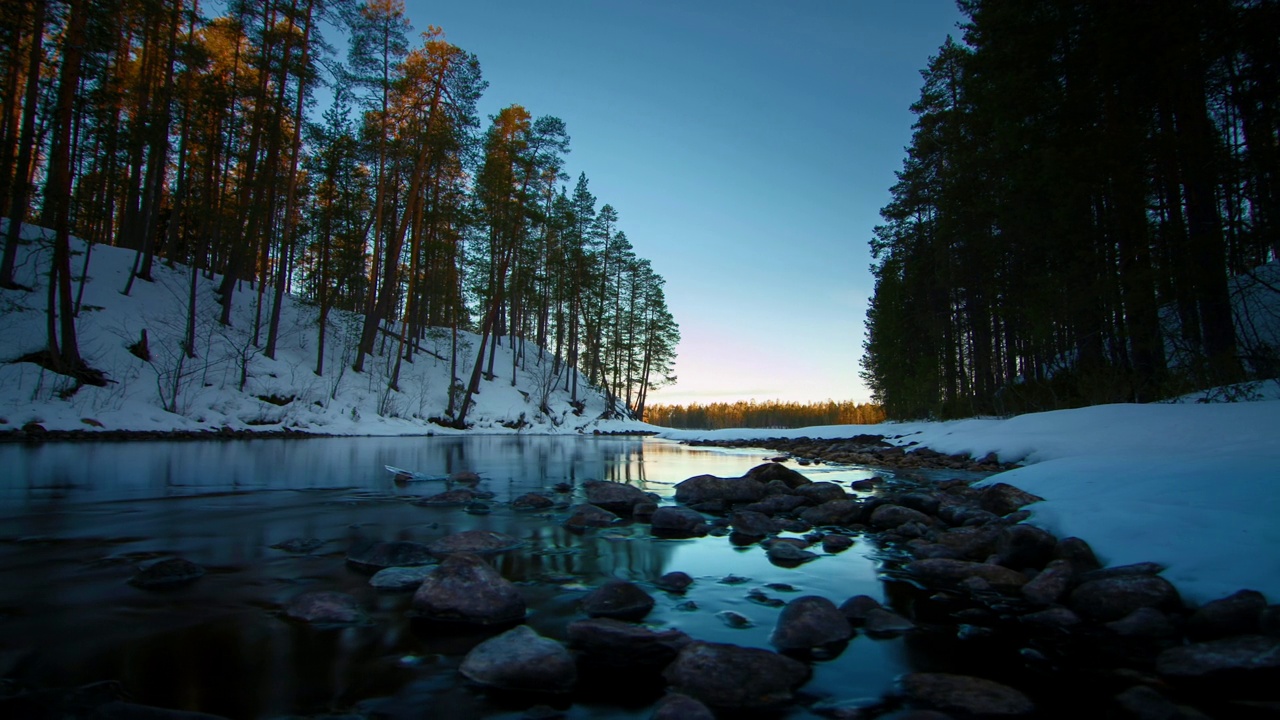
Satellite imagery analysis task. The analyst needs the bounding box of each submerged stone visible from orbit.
[129,558,205,589]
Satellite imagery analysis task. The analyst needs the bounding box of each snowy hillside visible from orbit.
[0,225,652,436]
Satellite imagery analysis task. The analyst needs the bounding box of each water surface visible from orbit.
[0,435,917,719]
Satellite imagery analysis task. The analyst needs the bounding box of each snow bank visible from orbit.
[660,401,1280,605]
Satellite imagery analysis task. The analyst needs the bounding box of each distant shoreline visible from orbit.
[0,424,659,444]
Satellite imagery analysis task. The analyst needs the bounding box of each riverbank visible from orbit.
[659,398,1280,606]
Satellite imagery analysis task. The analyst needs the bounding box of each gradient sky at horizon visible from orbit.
[396,0,967,405]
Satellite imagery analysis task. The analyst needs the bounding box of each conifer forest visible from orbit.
[863,0,1279,419]
[0,0,679,425]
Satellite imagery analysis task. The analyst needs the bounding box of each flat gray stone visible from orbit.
[369,565,434,591]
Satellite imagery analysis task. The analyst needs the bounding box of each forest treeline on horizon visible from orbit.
[863,0,1279,419]
[0,0,679,426]
[645,399,886,431]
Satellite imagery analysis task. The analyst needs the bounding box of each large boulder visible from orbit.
[566,617,691,667]
[459,625,576,693]
[427,529,523,556]
[838,595,884,626]
[743,462,812,488]
[584,480,658,515]
[897,673,1034,717]
[581,580,655,621]
[1187,589,1267,639]
[650,506,709,537]
[800,499,863,527]
[1052,536,1102,574]
[793,482,848,505]
[411,553,525,625]
[663,642,810,709]
[1020,559,1074,606]
[1069,574,1181,622]
[995,524,1057,570]
[905,558,1028,591]
[674,474,765,505]
[870,504,933,530]
[978,482,1044,516]
[932,525,1002,560]
[770,596,853,651]
[740,494,810,516]
[729,510,779,538]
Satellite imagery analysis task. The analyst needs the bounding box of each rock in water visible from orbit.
[766,542,818,565]
[870,504,932,530]
[270,538,324,554]
[743,462,812,488]
[799,499,863,527]
[346,540,436,573]
[905,558,1028,591]
[673,474,765,505]
[897,672,1035,717]
[651,693,715,720]
[580,580,655,621]
[369,565,434,591]
[770,596,853,651]
[459,625,576,693]
[650,506,709,537]
[411,553,525,625]
[839,595,884,626]
[129,558,205,589]
[416,488,477,506]
[513,493,556,510]
[655,571,694,593]
[563,504,620,530]
[284,591,365,624]
[729,510,778,538]
[584,480,657,515]
[566,617,691,667]
[863,608,916,635]
[663,641,810,708]
[427,529,522,556]
[822,534,855,553]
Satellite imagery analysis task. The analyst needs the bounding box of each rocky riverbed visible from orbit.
[2,440,1277,719]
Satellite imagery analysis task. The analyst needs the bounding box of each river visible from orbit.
[0,435,942,718]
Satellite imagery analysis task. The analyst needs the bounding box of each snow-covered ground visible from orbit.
[660,394,1280,606]
[0,224,651,435]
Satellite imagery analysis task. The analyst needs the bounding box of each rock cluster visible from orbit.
[683,435,1013,472]
[654,459,1280,717]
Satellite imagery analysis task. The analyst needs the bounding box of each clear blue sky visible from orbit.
[396,0,966,405]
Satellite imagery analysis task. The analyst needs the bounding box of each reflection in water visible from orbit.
[0,436,904,719]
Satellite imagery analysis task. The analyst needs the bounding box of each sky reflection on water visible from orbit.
[0,436,909,719]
